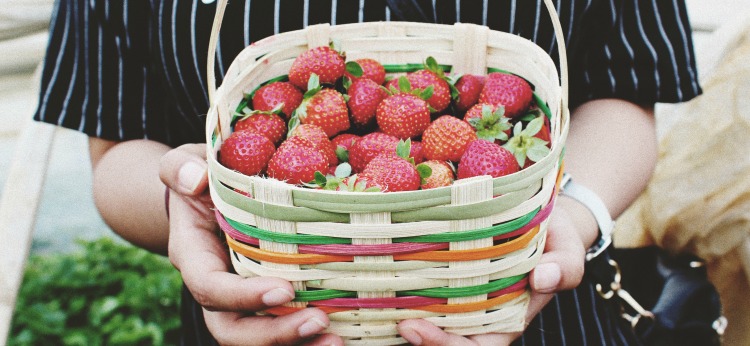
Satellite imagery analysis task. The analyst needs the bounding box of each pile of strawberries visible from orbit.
[219,45,552,192]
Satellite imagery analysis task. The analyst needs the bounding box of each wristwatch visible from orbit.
[559,173,615,261]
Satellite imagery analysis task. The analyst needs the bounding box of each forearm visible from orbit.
[89,137,172,254]
[560,98,658,246]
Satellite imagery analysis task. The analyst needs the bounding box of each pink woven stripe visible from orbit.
[494,196,555,241]
[307,278,529,309]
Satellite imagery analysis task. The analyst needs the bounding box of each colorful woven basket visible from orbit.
[205,0,570,344]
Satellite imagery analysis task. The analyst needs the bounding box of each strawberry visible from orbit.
[478,72,533,119]
[453,74,486,112]
[288,124,338,167]
[331,133,359,151]
[337,174,382,192]
[376,78,432,139]
[234,111,287,145]
[219,130,276,176]
[457,139,519,179]
[360,141,431,192]
[464,103,512,144]
[266,136,328,185]
[251,82,303,119]
[346,78,388,127]
[344,58,386,85]
[288,45,346,90]
[408,57,458,113]
[420,160,455,189]
[292,74,350,137]
[348,132,399,173]
[503,116,551,169]
[422,115,478,162]
[409,140,425,164]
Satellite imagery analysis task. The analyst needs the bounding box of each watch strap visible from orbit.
[560,173,615,261]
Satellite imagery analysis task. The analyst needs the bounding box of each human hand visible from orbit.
[397,199,590,345]
[159,144,344,346]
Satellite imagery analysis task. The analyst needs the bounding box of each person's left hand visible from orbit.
[397,201,588,345]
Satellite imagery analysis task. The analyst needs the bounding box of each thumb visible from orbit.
[159,143,209,196]
[531,209,586,294]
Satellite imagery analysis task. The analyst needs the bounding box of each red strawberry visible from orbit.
[360,154,422,192]
[336,174,381,192]
[292,74,350,137]
[234,112,287,145]
[420,160,455,189]
[348,132,399,173]
[406,69,452,113]
[457,139,519,179]
[376,91,431,139]
[288,46,346,90]
[346,78,388,127]
[344,58,386,85]
[219,130,276,176]
[410,140,425,164]
[454,74,486,112]
[251,82,303,119]
[478,72,533,119]
[288,124,338,167]
[331,133,360,151]
[266,136,328,185]
[503,116,551,169]
[463,103,512,144]
[422,115,478,162]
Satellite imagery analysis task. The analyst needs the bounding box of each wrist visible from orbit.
[555,196,599,249]
[558,173,615,261]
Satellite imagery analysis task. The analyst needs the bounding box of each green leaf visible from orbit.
[396,139,412,159]
[335,146,349,162]
[416,163,433,180]
[419,85,434,100]
[305,74,321,96]
[334,163,352,178]
[424,56,441,75]
[345,61,363,78]
[314,171,327,186]
[523,116,544,137]
[398,76,411,92]
[527,144,551,163]
[513,122,523,137]
[342,76,352,91]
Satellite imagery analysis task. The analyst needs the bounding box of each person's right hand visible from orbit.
[159,144,344,346]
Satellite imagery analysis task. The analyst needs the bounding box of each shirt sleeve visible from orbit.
[33,0,166,143]
[568,0,702,108]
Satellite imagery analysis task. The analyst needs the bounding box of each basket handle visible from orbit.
[206,0,568,108]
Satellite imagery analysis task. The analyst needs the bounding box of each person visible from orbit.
[33,0,702,345]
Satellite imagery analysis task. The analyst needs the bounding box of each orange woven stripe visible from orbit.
[225,234,353,264]
[263,305,351,316]
[392,225,540,261]
[414,289,527,313]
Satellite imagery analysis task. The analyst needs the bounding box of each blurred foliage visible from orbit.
[9,237,182,345]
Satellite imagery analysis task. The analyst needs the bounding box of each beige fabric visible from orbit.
[614,11,750,346]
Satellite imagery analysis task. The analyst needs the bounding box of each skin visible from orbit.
[88,98,656,345]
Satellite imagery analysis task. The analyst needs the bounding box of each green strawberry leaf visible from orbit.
[527,141,551,163]
[334,162,352,178]
[354,179,369,192]
[512,150,527,167]
[396,139,412,159]
[418,85,434,101]
[416,163,433,180]
[345,61,363,78]
[512,122,523,137]
[398,76,412,93]
[342,76,352,91]
[522,116,545,137]
[347,175,358,191]
[286,115,300,138]
[304,74,322,97]
[364,186,382,192]
[314,171,328,186]
[335,146,349,162]
[517,109,542,122]
[380,85,392,95]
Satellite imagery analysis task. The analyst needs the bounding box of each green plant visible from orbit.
[10,237,182,346]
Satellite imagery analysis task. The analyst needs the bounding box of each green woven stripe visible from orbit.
[224,216,351,245]
[212,175,350,223]
[292,188,451,213]
[383,63,452,73]
[293,289,357,302]
[533,92,553,119]
[486,67,512,75]
[398,274,526,298]
[395,207,539,243]
[291,274,527,302]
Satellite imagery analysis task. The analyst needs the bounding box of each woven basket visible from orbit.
[205,0,570,344]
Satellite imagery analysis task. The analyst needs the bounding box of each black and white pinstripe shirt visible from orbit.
[34,1,701,345]
[34,0,701,148]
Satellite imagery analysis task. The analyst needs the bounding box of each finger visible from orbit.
[530,214,586,294]
[169,193,295,312]
[159,143,209,196]
[204,308,340,346]
[304,333,346,346]
[398,319,477,346]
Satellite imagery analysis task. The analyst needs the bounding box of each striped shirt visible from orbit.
[34,0,701,148]
[34,1,701,345]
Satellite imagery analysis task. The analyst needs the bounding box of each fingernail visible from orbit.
[298,317,327,338]
[533,262,562,293]
[398,326,422,345]
[261,287,294,306]
[178,161,205,192]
